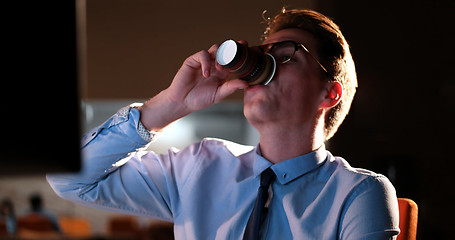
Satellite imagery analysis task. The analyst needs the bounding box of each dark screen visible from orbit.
[1,1,82,175]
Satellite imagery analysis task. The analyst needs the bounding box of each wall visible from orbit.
[84,0,316,99]
[321,0,454,239]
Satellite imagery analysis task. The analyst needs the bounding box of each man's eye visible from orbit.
[280,55,295,62]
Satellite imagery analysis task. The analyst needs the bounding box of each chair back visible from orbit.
[108,215,142,238]
[59,216,91,238]
[0,219,8,236]
[397,198,418,240]
[17,213,54,232]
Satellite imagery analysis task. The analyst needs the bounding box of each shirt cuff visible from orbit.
[137,120,154,142]
[118,103,156,142]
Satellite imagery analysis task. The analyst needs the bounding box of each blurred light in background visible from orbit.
[82,100,260,154]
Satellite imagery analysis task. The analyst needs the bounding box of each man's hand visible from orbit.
[138,44,248,131]
[167,44,248,112]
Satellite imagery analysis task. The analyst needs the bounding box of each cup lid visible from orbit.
[216,40,238,66]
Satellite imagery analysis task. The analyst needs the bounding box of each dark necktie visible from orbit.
[243,168,276,240]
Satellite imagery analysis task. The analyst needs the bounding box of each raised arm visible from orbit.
[47,43,247,219]
[138,43,248,131]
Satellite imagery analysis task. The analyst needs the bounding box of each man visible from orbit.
[48,9,400,239]
[22,193,61,233]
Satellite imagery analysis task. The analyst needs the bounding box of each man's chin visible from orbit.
[243,100,277,126]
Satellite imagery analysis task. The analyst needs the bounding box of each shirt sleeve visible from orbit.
[339,175,401,240]
[46,104,178,221]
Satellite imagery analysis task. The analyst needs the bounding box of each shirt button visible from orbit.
[91,131,97,136]
[283,173,287,178]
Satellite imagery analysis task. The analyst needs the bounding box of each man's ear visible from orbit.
[320,81,343,109]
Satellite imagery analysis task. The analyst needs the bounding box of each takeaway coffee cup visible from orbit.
[216,40,276,86]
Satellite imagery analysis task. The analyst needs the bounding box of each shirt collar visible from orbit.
[253,144,328,185]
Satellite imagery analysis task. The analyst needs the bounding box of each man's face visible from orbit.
[243,28,327,128]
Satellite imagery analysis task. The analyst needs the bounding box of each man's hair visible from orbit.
[29,193,43,212]
[263,9,357,141]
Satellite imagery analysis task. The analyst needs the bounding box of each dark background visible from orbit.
[324,0,454,239]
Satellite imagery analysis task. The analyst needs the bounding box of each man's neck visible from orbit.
[256,118,325,164]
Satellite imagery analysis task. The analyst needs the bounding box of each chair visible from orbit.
[17,213,60,238]
[0,219,8,236]
[397,198,418,240]
[59,216,91,238]
[145,221,174,240]
[17,213,55,232]
[107,215,142,238]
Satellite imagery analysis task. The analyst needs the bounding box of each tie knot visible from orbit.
[260,168,276,188]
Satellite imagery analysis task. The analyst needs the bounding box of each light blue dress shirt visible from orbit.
[47,105,400,239]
